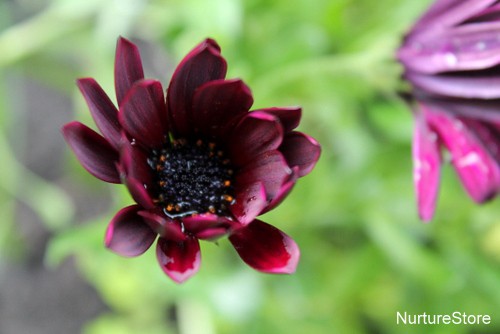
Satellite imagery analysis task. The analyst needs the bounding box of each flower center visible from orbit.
[148,139,235,218]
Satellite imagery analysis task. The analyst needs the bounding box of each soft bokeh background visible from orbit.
[2,0,500,333]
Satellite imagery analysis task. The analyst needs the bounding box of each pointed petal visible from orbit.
[410,0,495,34]
[406,69,500,99]
[191,79,253,138]
[468,4,500,23]
[228,111,283,167]
[156,237,201,283]
[105,205,156,257]
[280,132,321,177]
[418,95,500,123]
[167,39,227,136]
[413,109,442,221]
[255,107,302,132]
[115,37,145,106]
[400,21,500,74]
[138,210,186,241]
[119,79,168,148]
[77,78,121,149]
[230,182,267,225]
[62,122,120,183]
[235,150,291,204]
[229,220,299,274]
[425,107,500,203]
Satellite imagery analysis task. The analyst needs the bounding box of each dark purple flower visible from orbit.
[62,37,320,283]
[397,0,500,221]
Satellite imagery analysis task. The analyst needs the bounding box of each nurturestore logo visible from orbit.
[397,312,491,325]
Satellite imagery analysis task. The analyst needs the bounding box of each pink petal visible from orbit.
[62,122,120,183]
[406,69,500,99]
[119,79,168,148]
[105,205,156,257]
[77,78,122,149]
[229,220,299,274]
[425,106,500,203]
[400,21,500,74]
[413,109,442,221]
[191,79,253,138]
[228,111,283,166]
[410,0,496,35]
[167,39,227,136]
[156,237,201,283]
[280,132,321,177]
[115,37,145,106]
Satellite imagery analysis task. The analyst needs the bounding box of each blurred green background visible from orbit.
[2,0,500,333]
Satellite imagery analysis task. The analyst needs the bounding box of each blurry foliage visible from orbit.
[2,0,500,333]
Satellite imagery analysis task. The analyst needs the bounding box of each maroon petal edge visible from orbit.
[119,79,168,148]
[105,205,156,257]
[229,220,300,274]
[62,122,120,183]
[167,38,228,136]
[280,132,321,177]
[156,237,201,283]
[255,107,302,132]
[115,36,145,106]
[77,78,122,150]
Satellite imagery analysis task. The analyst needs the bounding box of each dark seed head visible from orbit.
[148,139,234,218]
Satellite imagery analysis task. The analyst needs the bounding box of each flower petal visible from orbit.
[124,177,155,209]
[77,78,121,149]
[228,111,283,167]
[191,79,253,138]
[105,205,156,257]
[413,108,442,221]
[182,214,234,240]
[400,21,500,74]
[410,0,495,35]
[138,210,186,241]
[255,107,302,132]
[62,122,120,183]
[115,36,145,106]
[119,79,168,148]
[417,94,500,123]
[235,150,291,204]
[229,220,299,274]
[156,237,201,283]
[425,107,500,203]
[230,182,267,225]
[406,69,500,99]
[280,132,321,177]
[167,39,227,136]
[120,139,153,188]
[261,167,299,214]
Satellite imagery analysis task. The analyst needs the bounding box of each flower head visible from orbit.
[397,0,500,221]
[62,37,320,283]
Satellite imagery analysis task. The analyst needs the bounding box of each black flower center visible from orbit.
[148,139,235,218]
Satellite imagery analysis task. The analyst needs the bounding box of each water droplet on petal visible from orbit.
[247,196,257,203]
[444,52,458,67]
[476,41,486,51]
